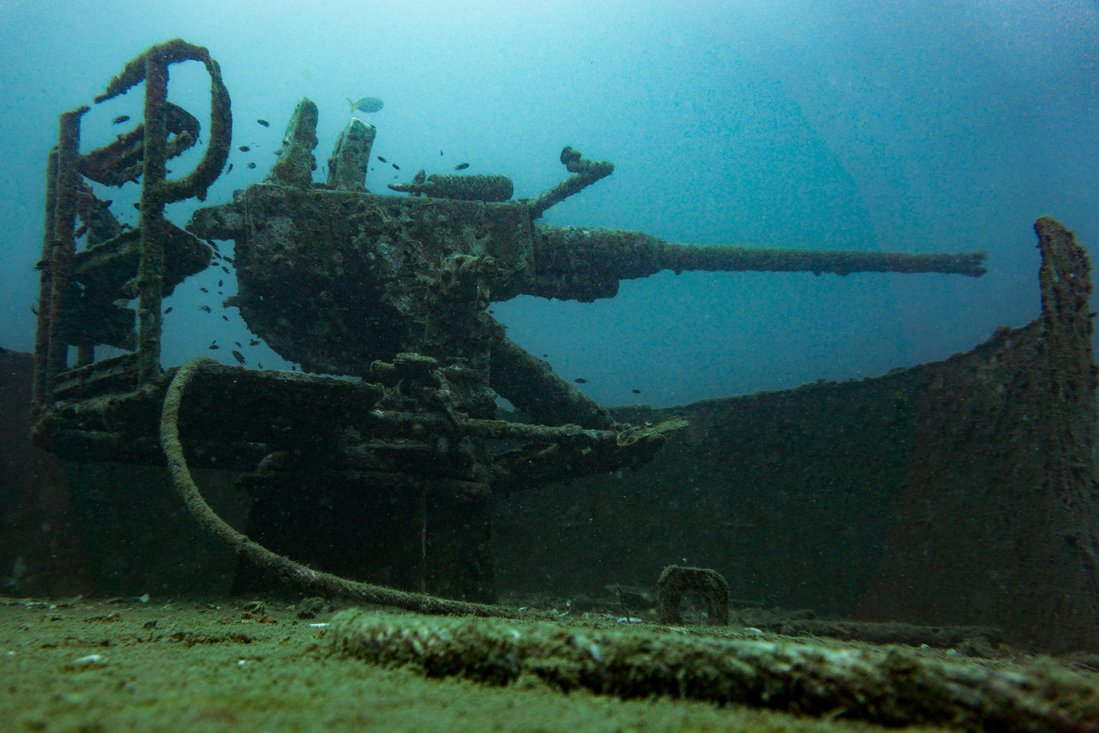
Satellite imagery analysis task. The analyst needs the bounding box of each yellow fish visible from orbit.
[347,96,384,113]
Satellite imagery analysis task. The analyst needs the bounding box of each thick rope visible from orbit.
[160,356,517,618]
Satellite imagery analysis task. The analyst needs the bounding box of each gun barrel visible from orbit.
[659,242,987,278]
[517,226,987,302]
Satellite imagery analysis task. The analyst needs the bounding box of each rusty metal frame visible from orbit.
[32,39,231,410]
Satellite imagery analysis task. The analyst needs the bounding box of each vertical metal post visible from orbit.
[32,149,59,408]
[136,51,169,385]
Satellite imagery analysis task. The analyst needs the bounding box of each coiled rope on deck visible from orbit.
[160,356,516,618]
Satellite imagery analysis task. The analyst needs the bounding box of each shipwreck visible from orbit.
[17,39,1099,658]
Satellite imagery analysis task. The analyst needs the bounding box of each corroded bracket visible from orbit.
[528,146,614,220]
[326,118,376,191]
[267,98,318,187]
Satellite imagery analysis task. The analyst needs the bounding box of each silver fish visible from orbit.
[348,96,384,113]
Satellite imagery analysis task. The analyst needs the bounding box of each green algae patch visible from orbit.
[0,597,932,733]
[327,608,1099,731]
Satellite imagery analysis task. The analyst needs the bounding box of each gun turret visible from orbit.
[188,101,986,429]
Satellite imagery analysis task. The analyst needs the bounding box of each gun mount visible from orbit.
[31,41,986,606]
[190,100,985,431]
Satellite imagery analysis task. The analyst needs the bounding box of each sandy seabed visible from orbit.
[0,595,1079,733]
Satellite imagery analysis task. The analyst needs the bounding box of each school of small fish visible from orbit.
[134,96,503,379]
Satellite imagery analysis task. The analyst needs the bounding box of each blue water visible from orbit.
[0,0,1095,407]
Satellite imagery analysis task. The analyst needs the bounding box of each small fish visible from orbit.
[632,388,641,394]
[74,224,88,238]
[440,150,444,156]
[217,279,223,287]
[164,306,173,314]
[257,362,263,369]
[574,378,588,384]
[377,156,387,163]
[247,162,257,169]
[225,163,234,173]
[348,96,384,114]
[132,203,141,210]
[200,287,208,293]
[231,350,246,365]
[392,163,400,170]
[235,341,242,348]
[199,305,211,313]
[222,315,229,321]
[454,163,469,171]
[249,339,260,346]
[223,256,234,264]
[221,266,230,274]
[208,343,220,350]
[257,119,270,127]
[205,239,220,251]
[112,115,130,125]
[239,145,250,152]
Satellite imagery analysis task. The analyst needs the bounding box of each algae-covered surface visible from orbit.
[2,596,1096,732]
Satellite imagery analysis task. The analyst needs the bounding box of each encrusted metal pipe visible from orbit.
[32,148,59,408]
[43,108,88,393]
